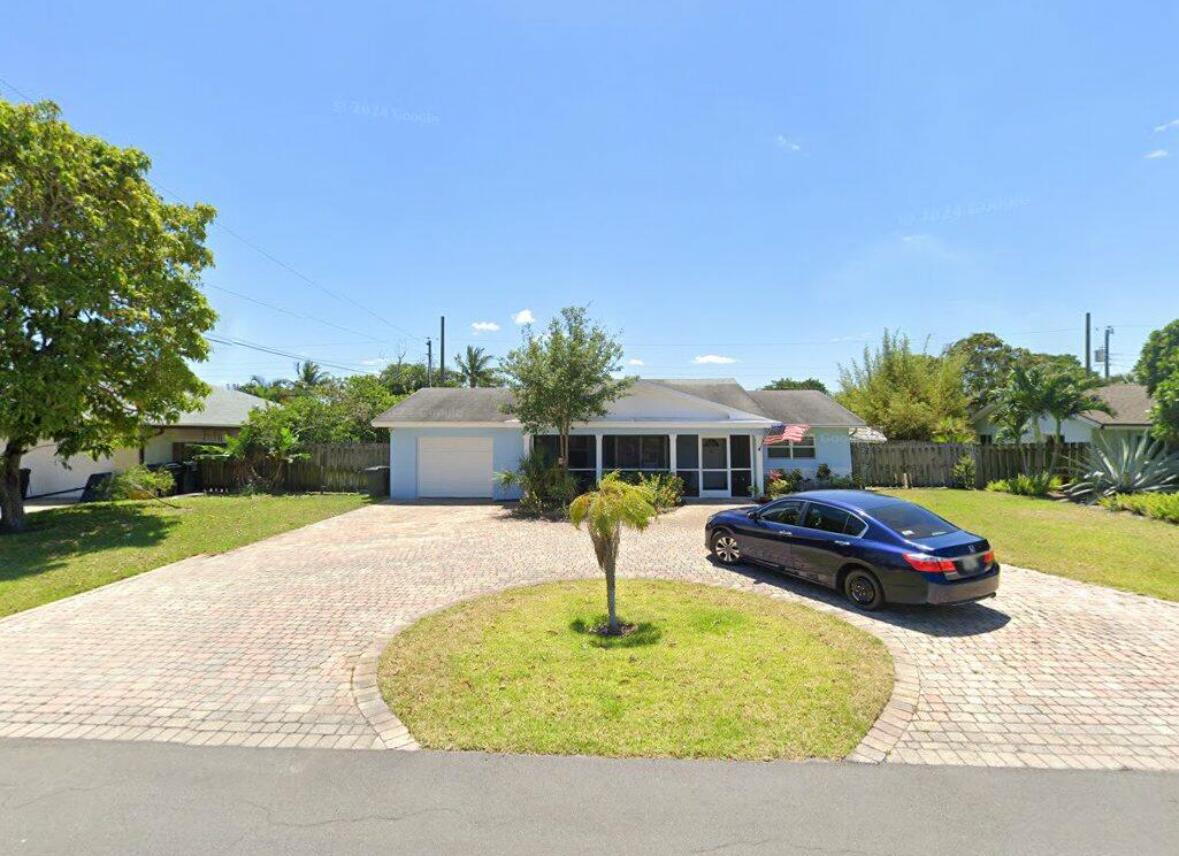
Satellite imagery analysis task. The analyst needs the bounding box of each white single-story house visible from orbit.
[19,386,271,500]
[971,382,1153,444]
[372,378,866,500]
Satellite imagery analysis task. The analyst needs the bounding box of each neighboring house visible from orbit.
[971,382,1153,445]
[850,426,888,444]
[20,387,271,500]
[371,378,865,500]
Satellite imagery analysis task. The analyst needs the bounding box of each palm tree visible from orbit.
[1041,372,1113,472]
[568,473,658,635]
[455,345,497,387]
[294,360,328,391]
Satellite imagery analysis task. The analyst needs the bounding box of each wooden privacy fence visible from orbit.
[198,443,389,493]
[851,441,1089,489]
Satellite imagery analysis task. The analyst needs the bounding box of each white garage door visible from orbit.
[418,436,494,498]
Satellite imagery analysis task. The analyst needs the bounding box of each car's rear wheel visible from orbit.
[844,568,884,611]
[711,531,741,565]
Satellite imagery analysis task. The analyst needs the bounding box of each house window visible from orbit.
[766,436,816,459]
[602,435,669,472]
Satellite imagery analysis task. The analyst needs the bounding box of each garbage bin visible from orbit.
[19,468,31,500]
[362,466,390,498]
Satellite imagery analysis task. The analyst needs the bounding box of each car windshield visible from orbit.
[871,502,957,539]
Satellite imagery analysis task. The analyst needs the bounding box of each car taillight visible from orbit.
[902,553,956,573]
[982,550,995,566]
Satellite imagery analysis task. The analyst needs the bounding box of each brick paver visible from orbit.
[1,502,1177,769]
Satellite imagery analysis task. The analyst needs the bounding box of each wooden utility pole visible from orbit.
[426,337,433,386]
[1085,312,1092,375]
[439,316,446,385]
[1104,326,1113,380]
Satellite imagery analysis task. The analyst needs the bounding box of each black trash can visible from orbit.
[362,466,390,498]
[19,468,31,500]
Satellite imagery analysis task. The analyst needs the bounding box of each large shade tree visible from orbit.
[1135,319,1179,443]
[500,307,633,469]
[0,99,216,531]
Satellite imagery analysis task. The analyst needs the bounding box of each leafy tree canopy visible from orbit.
[763,377,828,394]
[1,99,216,531]
[1135,319,1179,396]
[500,306,633,465]
[836,330,968,441]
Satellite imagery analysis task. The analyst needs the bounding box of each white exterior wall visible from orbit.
[974,414,1095,444]
[19,427,238,500]
[21,442,140,500]
[760,428,853,479]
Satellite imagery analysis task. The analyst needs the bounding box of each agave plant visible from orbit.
[1064,432,1179,502]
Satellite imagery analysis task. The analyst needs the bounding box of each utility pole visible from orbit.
[1084,312,1092,375]
[426,337,433,386]
[1104,326,1113,381]
[439,316,446,385]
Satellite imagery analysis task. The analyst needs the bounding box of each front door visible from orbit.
[700,436,729,497]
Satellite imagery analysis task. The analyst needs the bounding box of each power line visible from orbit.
[202,284,391,345]
[206,334,382,375]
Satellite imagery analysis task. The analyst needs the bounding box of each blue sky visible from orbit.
[4,1,1176,389]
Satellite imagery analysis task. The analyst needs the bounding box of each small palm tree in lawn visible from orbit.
[455,345,497,387]
[568,472,658,636]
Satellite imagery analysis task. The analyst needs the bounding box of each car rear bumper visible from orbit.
[882,566,1001,605]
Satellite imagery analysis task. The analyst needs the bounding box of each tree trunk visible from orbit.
[605,552,618,634]
[0,443,28,534]
[559,423,570,471]
[1047,418,1063,475]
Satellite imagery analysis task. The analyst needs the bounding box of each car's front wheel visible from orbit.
[843,568,884,611]
[710,530,742,565]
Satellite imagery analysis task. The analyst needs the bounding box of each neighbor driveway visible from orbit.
[1,502,1177,769]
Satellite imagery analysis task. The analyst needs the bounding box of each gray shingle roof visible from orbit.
[646,379,768,416]
[373,387,516,423]
[372,380,866,427]
[748,389,866,427]
[154,387,273,428]
[1085,383,1153,426]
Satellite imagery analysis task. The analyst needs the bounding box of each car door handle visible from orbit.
[778,530,793,537]
[834,540,851,547]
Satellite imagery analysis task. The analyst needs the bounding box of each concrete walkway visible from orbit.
[1,738,1175,855]
[1,502,1177,769]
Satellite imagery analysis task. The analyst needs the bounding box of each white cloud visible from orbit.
[1154,118,1179,133]
[627,358,644,366]
[774,134,801,152]
[471,321,500,333]
[901,233,931,244]
[693,354,737,365]
[512,308,535,325]
[359,357,384,366]
[1145,149,1169,160]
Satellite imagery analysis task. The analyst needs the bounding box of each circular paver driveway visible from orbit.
[1,502,1176,770]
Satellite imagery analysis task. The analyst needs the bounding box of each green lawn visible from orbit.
[379,579,893,760]
[0,493,370,618]
[879,488,1179,602]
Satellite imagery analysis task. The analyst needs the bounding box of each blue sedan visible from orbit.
[704,490,1000,610]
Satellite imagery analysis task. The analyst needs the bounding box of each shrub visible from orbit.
[637,472,684,511]
[951,454,976,489]
[98,465,175,500]
[1099,492,1179,524]
[815,463,833,481]
[496,449,580,518]
[1063,432,1179,502]
[985,472,1061,497]
[765,468,803,497]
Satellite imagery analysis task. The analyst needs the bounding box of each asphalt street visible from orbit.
[1,738,1175,855]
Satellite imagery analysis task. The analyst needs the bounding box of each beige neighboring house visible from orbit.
[970,382,1154,444]
[20,387,271,500]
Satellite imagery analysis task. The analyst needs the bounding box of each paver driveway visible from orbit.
[1,502,1177,769]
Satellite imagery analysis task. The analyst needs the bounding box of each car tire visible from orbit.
[844,568,884,611]
[710,530,742,565]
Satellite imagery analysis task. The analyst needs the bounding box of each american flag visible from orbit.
[763,423,810,445]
